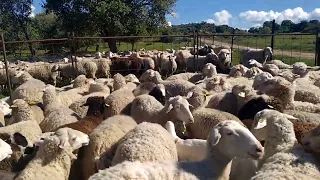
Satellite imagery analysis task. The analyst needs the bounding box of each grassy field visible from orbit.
[212,34,317,53]
[1,35,317,66]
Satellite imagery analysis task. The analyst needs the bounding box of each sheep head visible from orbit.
[208,120,264,160]
[164,95,194,124]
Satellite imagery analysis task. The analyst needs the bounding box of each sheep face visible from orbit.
[10,99,29,109]
[252,72,273,89]
[209,120,263,160]
[292,62,308,76]
[54,128,90,150]
[202,63,217,77]
[218,49,231,64]
[0,138,12,162]
[0,101,12,116]
[251,109,297,141]
[254,77,289,93]
[232,85,255,101]
[165,94,194,124]
[124,74,139,84]
[81,96,106,115]
[263,47,273,60]
[302,125,320,153]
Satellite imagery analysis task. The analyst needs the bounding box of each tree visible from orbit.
[0,0,34,54]
[44,0,177,52]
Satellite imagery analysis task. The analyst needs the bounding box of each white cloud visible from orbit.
[239,7,320,25]
[206,10,233,25]
[170,11,179,19]
[29,5,35,18]
[167,21,172,27]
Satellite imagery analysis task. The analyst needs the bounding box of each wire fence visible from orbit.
[0,30,320,98]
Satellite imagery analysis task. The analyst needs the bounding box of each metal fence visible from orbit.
[1,30,320,97]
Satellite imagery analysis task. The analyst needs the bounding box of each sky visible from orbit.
[32,0,320,29]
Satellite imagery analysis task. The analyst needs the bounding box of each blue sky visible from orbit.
[32,0,320,29]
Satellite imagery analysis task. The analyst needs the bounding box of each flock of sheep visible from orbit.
[0,44,319,180]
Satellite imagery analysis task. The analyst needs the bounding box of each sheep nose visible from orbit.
[256,148,263,153]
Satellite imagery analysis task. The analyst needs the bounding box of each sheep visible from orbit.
[0,65,19,87]
[132,82,166,104]
[130,52,155,73]
[206,84,256,115]
[0,138,12,162]
[167,63,218,83]
[250,109,320,180]
[111,122,178,166]
[196,76,231,94]
[244,67,264,78]
[89,120,264,180]
[212,45,232,55]
[103,87,135,119]
[237,95,285,128]
[20,62,60,86]
[15,128,90,180]
[58,58,98,79]
[187,108,245,139]
[215,49,232,74]
[92,58,112,78]
[11,71,46,104]
[165,121,207,162]
[301,125,320,161]
[160,53,177,77]
[0,120,42,145]
[81,115,137,180]
[0,100,12,126]
[241,47,273,68]
[130,93,194,127]
[229,64,249,77]
[56,96,106,134]
[252,72,273,90]
[40,85,79,132]
[8,99,44,125]
[186,53,218,72]
[255,76,320,112]
[174,49,193,70]
[266,59,291,69]
[69,83,110,118]
[0,132,33,172]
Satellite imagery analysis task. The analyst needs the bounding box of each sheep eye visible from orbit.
[72,137,77,141]
[227,132,233,136]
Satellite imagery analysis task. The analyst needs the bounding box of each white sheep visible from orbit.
[241,47,273,68]
[250,109,320,180]
[15,128,90,180]
[130,93,194,127]
[0,100,12,126]
[81,115,137,180]
[8,99,44,125]
[111,122,178,166]
[89,120,264,180]
[0,138,12,162]
[165,121,207,162]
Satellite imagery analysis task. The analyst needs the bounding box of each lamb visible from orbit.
[11,71,46,104]
[241,47,273,68]
[250,109,320,180]
[158,53,177,77]
[111,122,178,166]
[89,120,264,180]
[56,96,106,134]
[187,108,245,139]
[15,128,90,180]
[131,93,194,127]
[81,115,137,180]
[0,137,12,162]
[8,99,44,125]
[165,121,207,162]
[40,85,79,132]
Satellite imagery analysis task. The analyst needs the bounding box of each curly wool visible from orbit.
[111,122,178,166]
[187,108,244,139]
[81,115,137,180]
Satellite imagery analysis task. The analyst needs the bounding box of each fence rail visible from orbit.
[1,28,320,99]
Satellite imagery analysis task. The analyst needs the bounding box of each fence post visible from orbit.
[193,31,196,72]
[212,35,215,45]
[1,33,13,104]
[196,30,199,72]
[316,32,320,66]
[270,19,276,59]
[231,28,235,63]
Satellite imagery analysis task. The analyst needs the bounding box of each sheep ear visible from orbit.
[282,114,298,120]
[253,119,267,130]
[210,128,221,146]
[185,92,193,99]
[165,104,174,114]
[12,133,28,147]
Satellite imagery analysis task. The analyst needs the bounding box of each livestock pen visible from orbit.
[0,31,320,98]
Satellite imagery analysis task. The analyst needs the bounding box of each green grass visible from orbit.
[211,34,317,53]
[230,49,314,66]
